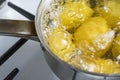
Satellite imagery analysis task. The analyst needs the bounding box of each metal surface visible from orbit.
[0,38,27,65]
[0,0,57,80]
[0,0,120,80]
[43,46,75,80]
[35,0,120,80]
[0,2,34,66]
[0,0,6,8]
[75,72,120,80]
[0,20,39,41]
[4,68,19,80]
[8,2,35,20]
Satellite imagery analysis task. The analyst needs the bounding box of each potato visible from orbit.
[59,1,94,31]
[70,54,120,74]
[93,59,120,74]
[112,34,120,58]
[94,0,120,30]
[47,27,75,61]
[74,17,115,57]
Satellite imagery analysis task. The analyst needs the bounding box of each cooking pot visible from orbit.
[0,0,120,80]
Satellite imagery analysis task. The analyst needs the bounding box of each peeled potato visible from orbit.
[112,34,120,58]
[94,59,120,74]
[94,0,120,30]
[45,0,120,74]
[70,54,120,74]
[47,27,75,61]
[59,1,94,31]
[74,17,115,57]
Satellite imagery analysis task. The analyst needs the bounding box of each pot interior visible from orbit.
[35,0,120,76]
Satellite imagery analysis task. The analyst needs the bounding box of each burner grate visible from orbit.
[0,2,35,79]
[0,0,6,8]
[4,68,19,80]
[8,2,35,20]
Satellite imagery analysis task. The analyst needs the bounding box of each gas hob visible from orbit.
[0,0,59,80]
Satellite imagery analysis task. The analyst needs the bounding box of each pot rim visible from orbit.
[35,0,120,77]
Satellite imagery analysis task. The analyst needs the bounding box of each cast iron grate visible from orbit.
[0,2,77,80]
[0,2,35,66]
[4,68,19,80]
[0,2,35,80]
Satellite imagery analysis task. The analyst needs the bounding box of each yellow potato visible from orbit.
[45,0,120,74]
[94,0,120,30]
[74,17,115,57]
[112,34,120,58]
[47,27,75,61]
[59,1,94,31]
[94,59,120,74]
[70,55,120,74]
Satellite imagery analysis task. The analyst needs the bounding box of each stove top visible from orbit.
[0,0,59,80]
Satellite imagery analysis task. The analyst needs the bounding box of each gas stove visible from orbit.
[0,0,59,80]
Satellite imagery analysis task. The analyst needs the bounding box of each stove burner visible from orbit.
[8,2,35,20]
[0,2,35,80]
[4,68,19,80]
[1,1,113,80]
[0,0,6,8]
[0,38,27,65]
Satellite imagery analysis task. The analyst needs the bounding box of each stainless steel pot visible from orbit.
[0,0,120,80]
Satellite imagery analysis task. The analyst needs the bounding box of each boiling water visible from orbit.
[41,0,120,74]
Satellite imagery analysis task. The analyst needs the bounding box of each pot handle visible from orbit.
[0,20,39,41]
